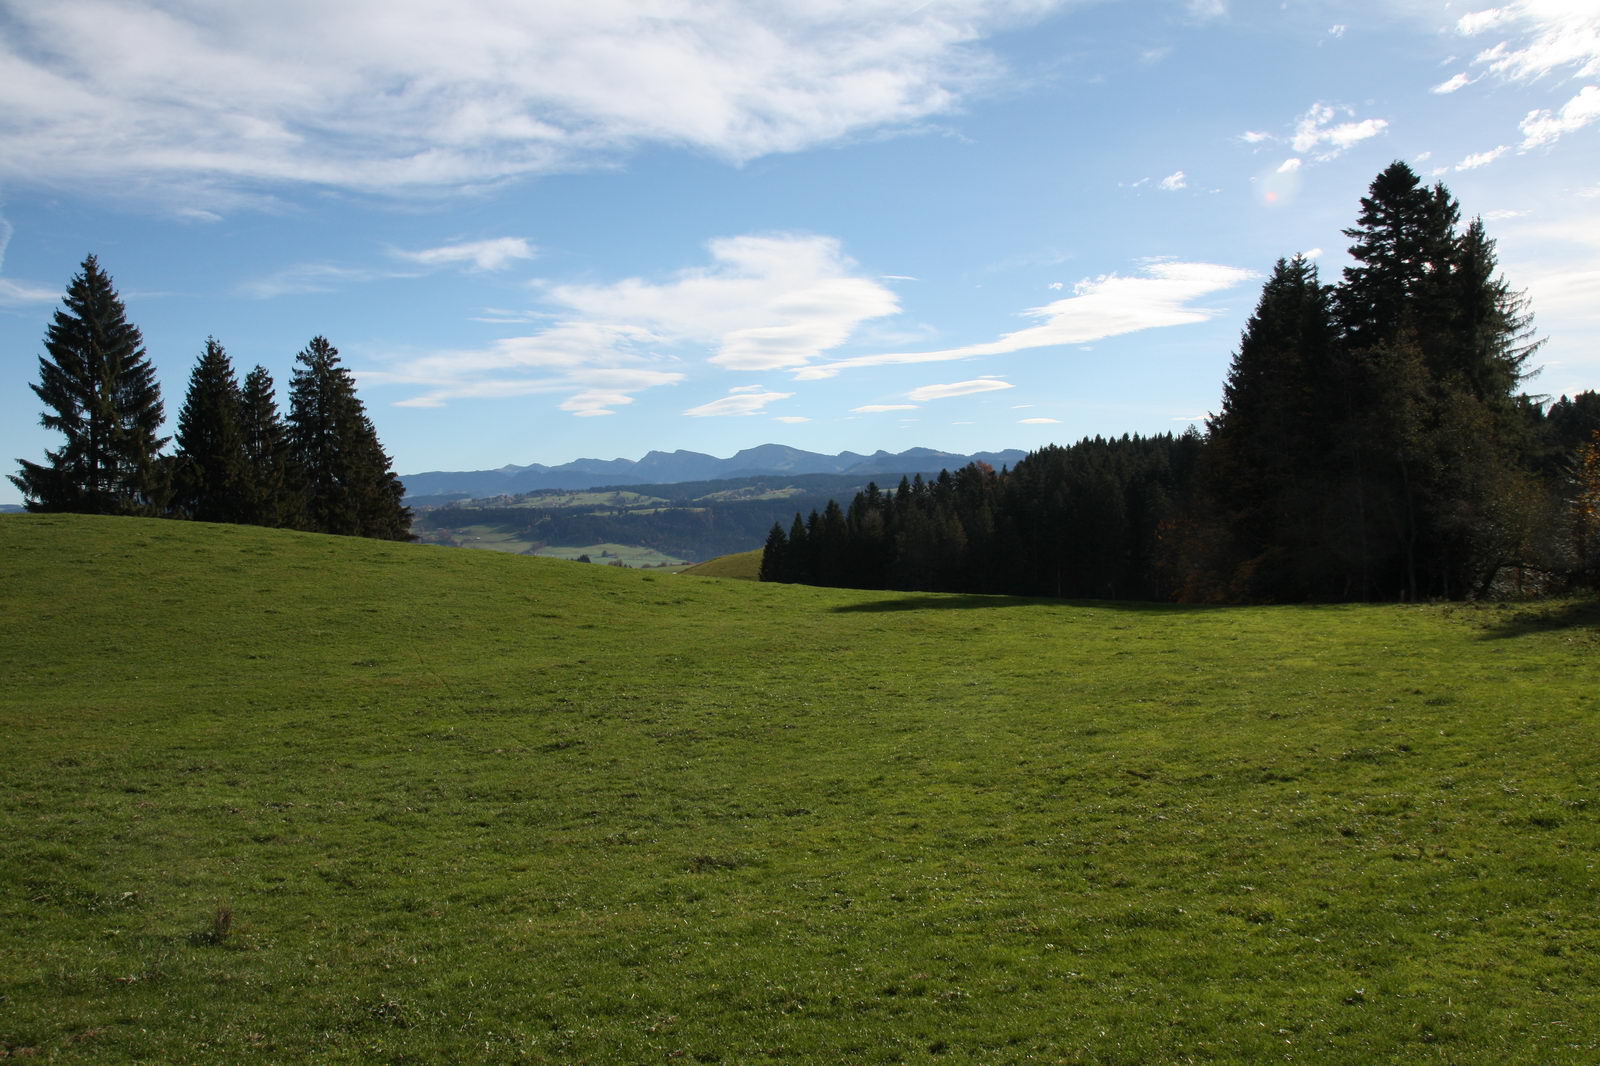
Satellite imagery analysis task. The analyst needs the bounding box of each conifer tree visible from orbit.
[238,366,296,528]
[286,336,411,540]
[11,255,167,514]
[172,338,249,523]
[759,522,789,582]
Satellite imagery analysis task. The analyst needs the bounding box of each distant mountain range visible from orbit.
[400,444,1029,501]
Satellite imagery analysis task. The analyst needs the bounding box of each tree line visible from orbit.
[764,163,1600,602]
[10,255,411,540]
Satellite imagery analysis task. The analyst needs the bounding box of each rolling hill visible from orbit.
[2,513,1598,1063]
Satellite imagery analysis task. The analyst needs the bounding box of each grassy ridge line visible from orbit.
[680,548,764,580]
[1,514,1598,1064]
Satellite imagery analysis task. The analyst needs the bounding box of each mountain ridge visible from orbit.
[401,444,1029,500]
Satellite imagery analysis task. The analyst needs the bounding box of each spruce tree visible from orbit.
[1202,255,1340,599]
[10,255,167,514]
[758,522,789,582]
[237,366,296,528]
[172,338,249,523]
[286,337,411,540]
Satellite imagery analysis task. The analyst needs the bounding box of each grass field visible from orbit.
[2,514,1598,1063]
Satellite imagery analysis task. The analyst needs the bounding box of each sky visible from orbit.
[1,0,1597,504]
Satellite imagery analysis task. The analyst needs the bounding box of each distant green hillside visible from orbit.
[2,514,1598,1063]
[411,472,911,562]
[680,548,764,580]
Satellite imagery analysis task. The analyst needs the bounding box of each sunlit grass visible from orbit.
[2,514,1597,1063]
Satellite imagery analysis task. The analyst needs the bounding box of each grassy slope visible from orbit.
[2,514,1598,1064]
[680,548,764,580]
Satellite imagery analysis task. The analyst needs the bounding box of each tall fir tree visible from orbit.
[1201,255,1339,599]
[237,366,297,528]
[286,337,411,540]
[10,255,167,514]
[171,338,250,523]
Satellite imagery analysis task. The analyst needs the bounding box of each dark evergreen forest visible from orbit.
[764,164,1600,602]
[10,256,412,540]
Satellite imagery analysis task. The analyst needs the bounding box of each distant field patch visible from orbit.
[534,541,685,567]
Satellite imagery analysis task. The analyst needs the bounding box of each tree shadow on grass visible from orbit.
[831,593,1227,614]
[1476,598,1600,640]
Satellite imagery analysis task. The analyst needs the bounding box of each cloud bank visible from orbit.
[369,233,896,414]
[0,0,1071,209]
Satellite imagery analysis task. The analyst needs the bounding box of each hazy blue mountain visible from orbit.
[400,445,1027,500]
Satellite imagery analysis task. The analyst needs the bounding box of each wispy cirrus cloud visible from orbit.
[238,262,420,299]
[392,237,535,271]
[1451,3,1600,151]
[683,386,795,418]
[852,404,920,413]
[0,0,1075,211]
[908,378,1014,402]
[793,260,1256,381]
[0,212,58,306]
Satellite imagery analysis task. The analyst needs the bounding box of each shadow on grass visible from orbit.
[1477,598,1600,640]
[832,593,1227,614]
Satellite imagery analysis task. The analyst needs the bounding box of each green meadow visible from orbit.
[2,514,1598,1064]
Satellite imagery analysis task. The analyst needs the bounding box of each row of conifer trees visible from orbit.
[763,163,1600,602]
[10,255,412,540]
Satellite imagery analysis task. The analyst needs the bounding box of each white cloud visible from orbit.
[1483,208,1528,220]
[0,277,60,306]
[1520,85,1600,149]
[1240,130,1272,144]
[773,415,811,423]
[1328,24,1346,38]
[1301,247,1323,259]
[1290,103,1388,160]
[1432,72,1475,93]
[852,404,920,413]
[0,1,1072,209]
[547,234,899,372]
[794,259,1257,380]
[907,378,1014,402]
[238,262,417,299]
[0,212,59,306]
[1187,0,1226,19]
[1019,416,1061,423]
[1457,8,1515,36]
[1277,157,1302,173]
[684,387,794,417]
[1159,170,1188,191]
[366,232,897,414]
[394,237,535,271]
[1464,4,1600,81]
[1456,145,1511,169]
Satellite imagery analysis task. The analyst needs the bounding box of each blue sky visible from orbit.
[2,0,1596,504]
